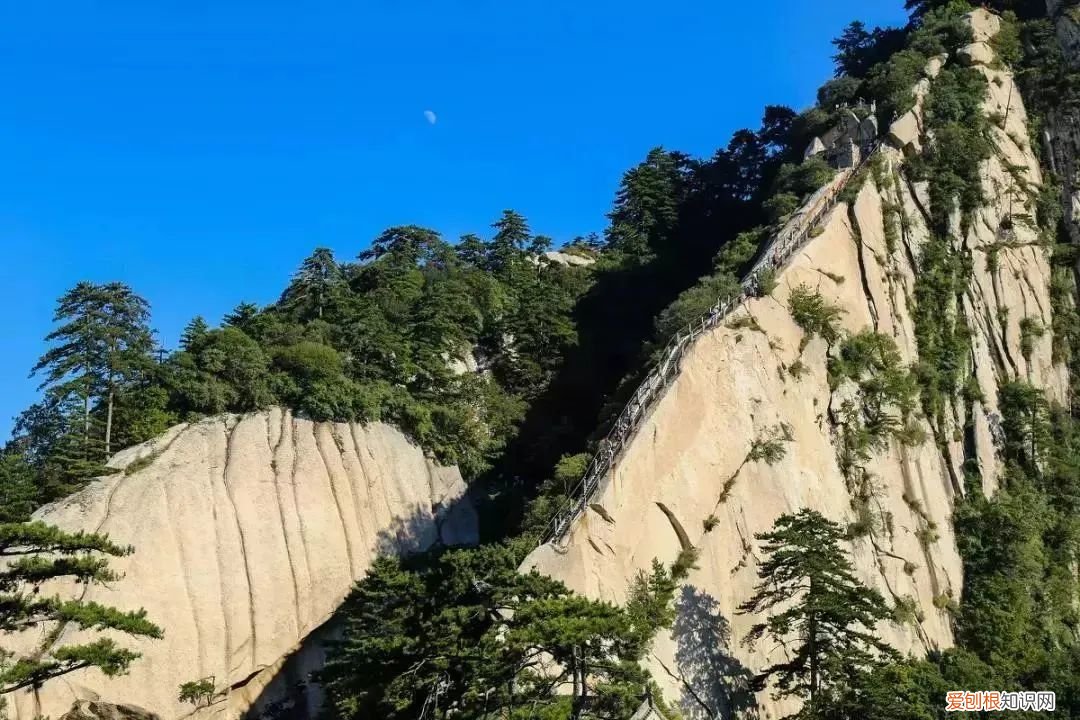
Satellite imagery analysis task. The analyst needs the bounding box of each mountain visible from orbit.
[524,12,1069,718]
[5,3,1080,720]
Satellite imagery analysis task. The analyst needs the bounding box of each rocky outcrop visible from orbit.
[925,53,948,79]
[8,409,477,720]
[529,251,597,268]
[544,251,596,267]
[524,12,1066,719]
[446,346,483,375]
[60,701,161,720]
[965,6,1001,43]
[887,109,923,154]
[958,42,995,67]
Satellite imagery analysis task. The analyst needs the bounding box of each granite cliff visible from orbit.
[523,9,1068,718]
[7,409,477,720]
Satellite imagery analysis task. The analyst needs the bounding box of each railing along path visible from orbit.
[539,145,879,545]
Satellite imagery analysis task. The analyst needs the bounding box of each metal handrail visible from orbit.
[538,144,879,546]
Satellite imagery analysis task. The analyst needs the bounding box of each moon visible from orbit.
[423,110,437,125]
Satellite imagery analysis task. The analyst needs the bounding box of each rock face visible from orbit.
[1046,1,1080,250]
[9,409,477,720]
[964,6,1001,43]
[60,701,161,720]
[1049,1,1080,62]
[524,13,1066,720]
[535,251,597,267]
[546,251,595,267]
[957,41,995,67]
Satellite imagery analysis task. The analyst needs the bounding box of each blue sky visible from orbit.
[0,0,908,440]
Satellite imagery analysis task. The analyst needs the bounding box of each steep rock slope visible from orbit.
[1046,0,1080,249]
[524,11,1066,719]
[9,409,477,720]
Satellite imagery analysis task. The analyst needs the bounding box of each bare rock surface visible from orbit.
[10,409,477,720]
[964,7,1002,43]
[60,701,161,720]
[543,251,597,267]
[925,53,948,78]
[958,42,995,66]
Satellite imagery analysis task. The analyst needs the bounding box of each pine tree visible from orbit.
[31,282,155,460]
[0,451,40,522]
[0,521,162,693]
[504,593,654,720]
[605,148,692,260]
[502,265,580,397]
[832,21,874,78]
[528,234,553,256]
[223,302,260,333]
[454,233,487,269]
[758,105,798,158]
[999,381,1052,472]
[168,327,272,415]
[624,559,678,649]
[361,225,442,267]
[411,270,482,391]
[10,399,105,499]
[720,130,769,203]
[488,210,531,278]
[351,226,449,387]
[281,247,344,320]
[179,316,209,351]
[321,545,673,720]
[738,509,896,715]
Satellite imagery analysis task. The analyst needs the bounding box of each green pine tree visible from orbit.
[738,509,896,716]
[321,544,675,720]
[488,210,532,278]
[454,233,487,268]
[0,521,162,693]
[222,302,261,334]
[281,247,345,320]
[501,263,581,397]
[605,148,692,261]
[31,282,155,460]
[0,451,40,523]
[167,327,272,415]
[178,316,209,351]
[12,397,109,500]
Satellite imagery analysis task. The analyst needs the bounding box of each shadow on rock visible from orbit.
[672,585,759,720]
[244,498,477,720]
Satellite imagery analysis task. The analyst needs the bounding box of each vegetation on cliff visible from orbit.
[4,0,1080,718]
[737,510,898,713]
[318,2,1080,716]
[320,543,680,720]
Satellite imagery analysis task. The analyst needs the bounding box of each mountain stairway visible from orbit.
[540,145,880,545]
